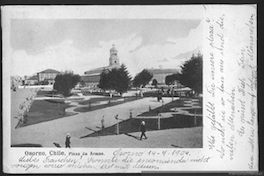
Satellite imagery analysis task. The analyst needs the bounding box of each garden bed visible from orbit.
[17,99,77,128]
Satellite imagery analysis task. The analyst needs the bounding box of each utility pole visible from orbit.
[115,114,119,135]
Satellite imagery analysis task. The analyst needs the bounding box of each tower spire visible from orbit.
[109,44,119,67]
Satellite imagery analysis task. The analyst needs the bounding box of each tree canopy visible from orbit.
[98,64,132,95]
[152,79,158,87]
[133,69,153,88]
[165,73,179,85]
[113,64,131,94]
[98,69,110,91]
[53,71,80,98]
[178,53,203,94]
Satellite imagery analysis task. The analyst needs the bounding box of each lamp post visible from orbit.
[158,113,161,130]
[194,109,197,126]
[171,88,174,101]
[115,114,119,135]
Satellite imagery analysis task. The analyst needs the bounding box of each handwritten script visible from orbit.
[205,10,257,170]
[11,149,212,171]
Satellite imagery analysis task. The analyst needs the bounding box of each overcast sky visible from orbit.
[10,18,202,77]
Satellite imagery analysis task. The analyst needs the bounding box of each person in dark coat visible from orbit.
[101,116,105,129]
[140,121,147,140]
[65,133,71,148]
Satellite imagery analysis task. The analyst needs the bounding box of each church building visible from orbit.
[81,44,120,87]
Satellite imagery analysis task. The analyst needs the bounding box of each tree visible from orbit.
[152,79,158,88]
[178,53,203,94]
[98,69,110,91]
[53,71,80,98]
[115,64,132,94]
[165,75,173,85]
[109,64,131,95]
[79,80,86,87]
[165,73,179,85]
[98,64,131,95]
[133,69,153,88]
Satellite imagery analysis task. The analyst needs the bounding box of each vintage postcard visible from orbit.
[2,5,258,173]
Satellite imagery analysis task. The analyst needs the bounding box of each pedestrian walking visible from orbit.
[101,116,105,129]
[65,133,71,148]
[140,121,147,140]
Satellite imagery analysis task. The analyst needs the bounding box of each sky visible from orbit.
[10,18,202,77]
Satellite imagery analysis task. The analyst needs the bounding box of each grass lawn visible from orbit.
[185,108,202,114]
[36,90,62,97]
[139,98,202,116]
[18,99,77,128]
[75,96,143,112]
[81,97,203,138]
[81,114,202,138]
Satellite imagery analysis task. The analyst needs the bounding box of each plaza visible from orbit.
[11,88,202,148]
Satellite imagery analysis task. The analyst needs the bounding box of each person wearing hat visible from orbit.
[140,121,147,140]
[65,133,71,148]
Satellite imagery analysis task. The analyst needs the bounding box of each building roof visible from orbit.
[27,75,38,80]
[38,69,60,73]
[84,65,120,75]
[84,67,106,75]
[148,68,179,74]
[81,75,101,83]
[110,44,117,52]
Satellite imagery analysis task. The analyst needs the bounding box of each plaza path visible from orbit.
[11,89,202,148]
[12,92,173,147]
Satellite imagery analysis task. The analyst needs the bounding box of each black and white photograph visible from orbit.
[3,5,258,173]
[10,13,203,149]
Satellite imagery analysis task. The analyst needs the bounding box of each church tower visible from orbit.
[109,44,120,67]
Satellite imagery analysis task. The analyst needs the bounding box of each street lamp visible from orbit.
[194,109,197,126]
[158,113,161,130]
[115,114,119,135]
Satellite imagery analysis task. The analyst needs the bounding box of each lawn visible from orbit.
[36,90,55,97]
[17,99,77,128]
[81,114,202,138]
[139,98,202,116]
[74,96,143,112]
[81,97,203,138]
